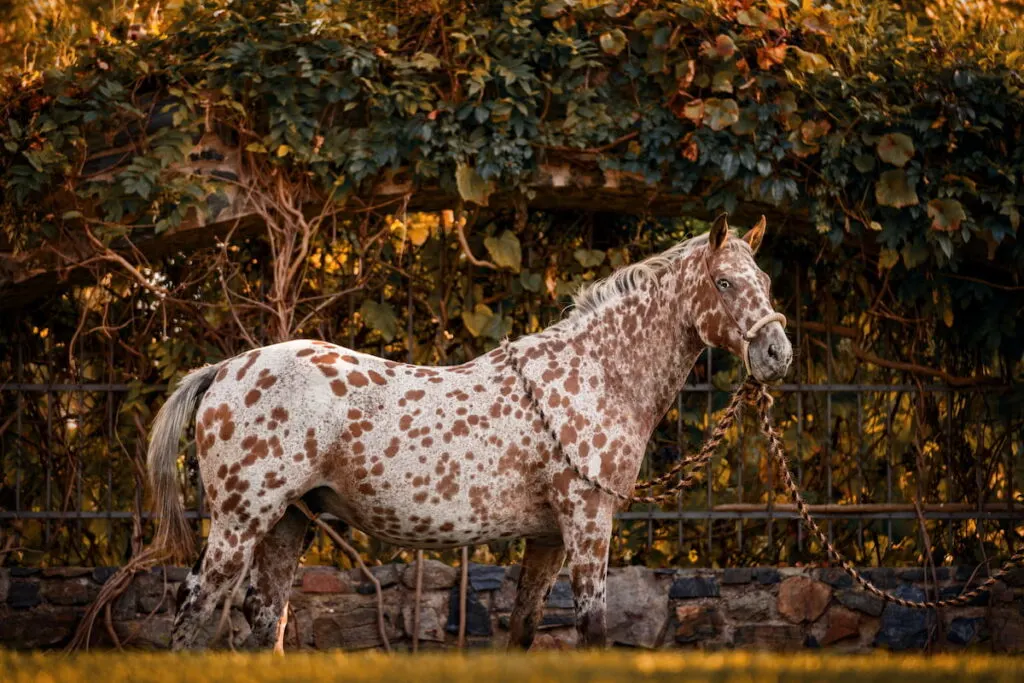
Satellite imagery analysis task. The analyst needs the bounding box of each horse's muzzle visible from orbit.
[746,320,792,382]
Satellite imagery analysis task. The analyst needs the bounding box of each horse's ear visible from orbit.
[743,215,767,254]
[709,214,729,251]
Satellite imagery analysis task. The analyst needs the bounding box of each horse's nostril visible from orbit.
[767,343,778,360]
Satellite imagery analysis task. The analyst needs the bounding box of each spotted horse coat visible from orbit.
[147,214,793,650]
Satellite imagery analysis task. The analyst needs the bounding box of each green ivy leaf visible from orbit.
[484,230,522,272]
[875,169,919,208]
[359,300,399,342]
[853,154,875,173]
[927,198,966,232]
[462,304,507,340]
[520,271,542,292]
[455,163,494,207]
[877,133,915,167]
[573,248,606,268]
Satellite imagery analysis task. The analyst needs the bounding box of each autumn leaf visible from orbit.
[757,45,788,70]
[927,198,966,232]
[359,300,399,342]
[484,230,522,271]
[738,8,779,30]
[792,47,830,73]
[704,98,739,131]
[599,29,628,56]
[875,169,920,208]
[702,35,736,59]
[682,99,704,123]
[877,133,915,167]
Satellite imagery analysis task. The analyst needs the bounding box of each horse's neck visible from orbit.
[552,261,703,435]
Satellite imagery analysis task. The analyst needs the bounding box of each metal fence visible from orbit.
[1,274,1022,570]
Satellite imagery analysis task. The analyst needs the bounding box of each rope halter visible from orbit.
[740,311,788,376]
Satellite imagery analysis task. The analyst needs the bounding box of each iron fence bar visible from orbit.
[794,272,803,553]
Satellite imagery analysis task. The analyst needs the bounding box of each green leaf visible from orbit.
[455,163,494,207]
[599,29,628,56]
[573,248,606,268]
[853,154,875,173]
[520,271,542,292]
[877,133,915,167]
[462,304,507,340]
[927,199,967,232]
[704,98,740,132]
[878,248,900,270]
[875,169,919,208]
[359,300,399,342]
[484,230,522,272]
[411,52,441,70]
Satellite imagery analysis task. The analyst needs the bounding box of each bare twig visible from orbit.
[458,546,469,648]
[412,549,423,653]
[295,501,391,652]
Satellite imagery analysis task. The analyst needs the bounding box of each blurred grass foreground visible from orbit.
[2,651,1022,683]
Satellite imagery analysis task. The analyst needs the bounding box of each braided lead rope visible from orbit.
[749,382,1024,610]
[502,339,761,505]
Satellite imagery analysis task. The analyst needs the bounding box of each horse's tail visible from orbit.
[147,361,224,563]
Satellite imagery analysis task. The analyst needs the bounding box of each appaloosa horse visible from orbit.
[148,214,792,650]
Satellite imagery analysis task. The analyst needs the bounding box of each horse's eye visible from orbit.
[717,279,731,290]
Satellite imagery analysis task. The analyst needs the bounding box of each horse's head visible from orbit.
[692,214,792,383]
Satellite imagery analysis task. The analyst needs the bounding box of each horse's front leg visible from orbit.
[507,536,566,650]
[560,491,614,648]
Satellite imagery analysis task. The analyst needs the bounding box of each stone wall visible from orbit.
[1,564,1021,652]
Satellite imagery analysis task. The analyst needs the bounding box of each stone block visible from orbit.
[991,606,1024,653]
[469,564,506,592]
[875,585,935,650]
[817,567,853,589]
[733,624,805,650]
[401,591,446,643]
[835,589,884,617]
[402,560,457,591]
[446,584,492,637]
[41,578,100,606]
[545,580,574,609]
[607,565,670,648]
[674,604,724,644]
[301,569,350,594]
[820,606,860,646]
[722,568,753,585]
[0,607,79,648]
[41,567,93,578]
[8,581,41,609]
[669,576,719,599]
[947,617,986,646]
[92,567,120,585]
[753,568,781,585]
[777,576,831,623]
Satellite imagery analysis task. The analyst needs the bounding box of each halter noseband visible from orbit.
[703,245,787,375]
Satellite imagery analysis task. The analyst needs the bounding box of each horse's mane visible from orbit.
[568,231,746,319]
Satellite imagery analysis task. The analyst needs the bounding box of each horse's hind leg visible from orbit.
[507,537,566,650]
[242,505,310,649]
[170,519,266,651]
